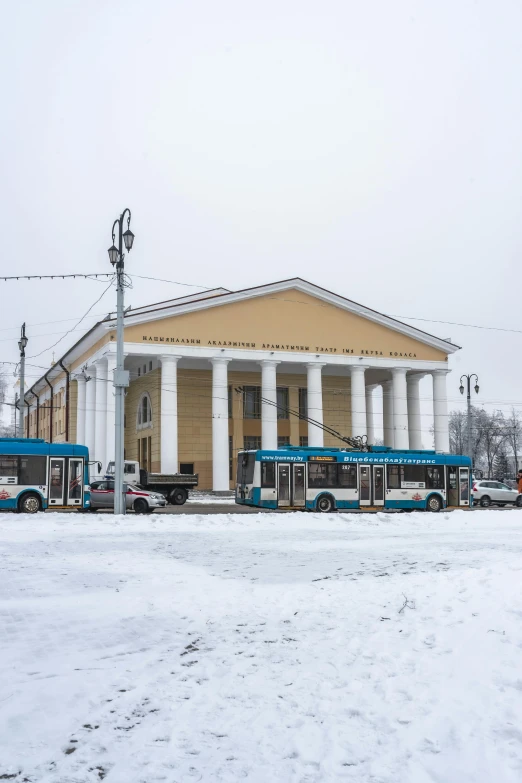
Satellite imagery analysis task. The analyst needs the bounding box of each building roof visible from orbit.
[25,277,460,400]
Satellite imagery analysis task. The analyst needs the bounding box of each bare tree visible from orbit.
[480,410,509,478]
[449,410,467,456]
[505,407,521,474]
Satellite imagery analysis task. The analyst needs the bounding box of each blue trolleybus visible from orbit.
[0,438,90,513]
[235,446,472,513]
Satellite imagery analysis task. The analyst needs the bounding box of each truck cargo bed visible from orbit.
[140,471,199,487]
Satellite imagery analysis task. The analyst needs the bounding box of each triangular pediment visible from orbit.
[119,279,455,362]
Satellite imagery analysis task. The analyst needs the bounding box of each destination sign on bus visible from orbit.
[309,456,336,462]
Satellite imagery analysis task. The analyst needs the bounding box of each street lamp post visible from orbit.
[459,374,479,460]
[108,209,134,515]
[18,323,28,437]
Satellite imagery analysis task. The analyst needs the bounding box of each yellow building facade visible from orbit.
[24,279,458,490]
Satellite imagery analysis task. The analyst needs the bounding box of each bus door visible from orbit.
[373,465,385,506]
[359,465,384,507]
[277,464,291,507]
[447,467,459,506]
[277,463,306,507]
[49,458,65,506]
[459,467,470,507]
[67,459,84,507]
[292,464,306,507]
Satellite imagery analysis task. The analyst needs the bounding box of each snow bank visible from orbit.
[1,510,522,782]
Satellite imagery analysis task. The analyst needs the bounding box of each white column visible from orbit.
[160,355,181,474]
[350,365,368,438]
[382,380,394,447]
[432,370,450,452]
[365,385,377,446]
[76,375,86,445]
[212,358,231,490]
[307,362,325,447]
[105,354,117,468]
[85,364,96,464]
[407,373,424,451]
[94,360,107,476]
[261,360,280,450]
[392,367,410,450]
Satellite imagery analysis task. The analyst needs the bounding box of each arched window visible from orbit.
[137,392,153,430]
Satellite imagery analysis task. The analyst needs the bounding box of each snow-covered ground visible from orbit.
[1,510,522,783]
[186,492,236,504]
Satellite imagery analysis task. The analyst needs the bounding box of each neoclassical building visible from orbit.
[23,278,457,490]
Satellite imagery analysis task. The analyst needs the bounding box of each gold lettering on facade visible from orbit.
[139,336,417,359]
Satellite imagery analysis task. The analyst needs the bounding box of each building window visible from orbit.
[180,463,194,475]
[277,436,290,448]
[228,386,233,419]
[299,388,308,419]
[138,367,141,377]
[143,364,147,375]
[137,393,153,430]
[276,387,289,419]
[243,386,261,419]
[149,361,153,372]
[140,436,152,472]
[299,436,308,447]
[229,435,233,481]
[244,436,261,451]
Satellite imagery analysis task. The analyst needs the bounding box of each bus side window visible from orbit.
[308,463,338,488]
[387,466,400,489]
[338,464,357,488]
[261,462,275,487]
[426,466,444,489]
[0,455,18,478]
[19,456,47,486]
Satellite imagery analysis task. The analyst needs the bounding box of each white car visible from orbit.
[473,480,522,508]
[89,481,167,513]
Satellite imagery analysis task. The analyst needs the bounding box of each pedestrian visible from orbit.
[518,470,522,494]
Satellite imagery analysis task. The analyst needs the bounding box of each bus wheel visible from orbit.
[18,493,41,514]
[427,495,442,513]
[134,498,148,514]
[170,488,187,506]
[317,495,334,513]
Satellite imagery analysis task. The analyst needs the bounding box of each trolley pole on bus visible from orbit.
[18,323,28,437]
[108,210,134,515]
[459,374,479,460]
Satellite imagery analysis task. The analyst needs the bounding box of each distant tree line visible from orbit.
[448,406,521,478]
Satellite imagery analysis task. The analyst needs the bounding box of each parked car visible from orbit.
[89,480,167,513]
[472,480,522,508]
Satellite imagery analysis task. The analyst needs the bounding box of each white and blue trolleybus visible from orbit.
[235,446,472,513]
[0,438,91,513]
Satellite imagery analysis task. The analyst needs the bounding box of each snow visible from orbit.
[186,492,236,504]
[1,510,522,783]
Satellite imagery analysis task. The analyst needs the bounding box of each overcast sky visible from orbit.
[1,0,521,442]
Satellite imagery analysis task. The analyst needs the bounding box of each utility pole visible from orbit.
[108,210,134,515]
[459,374,479,460]
[18,323,28,437]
